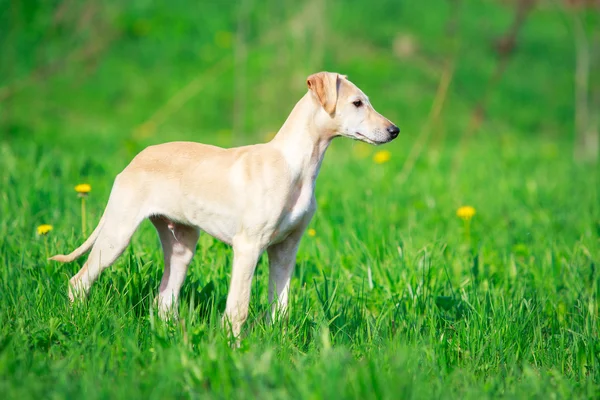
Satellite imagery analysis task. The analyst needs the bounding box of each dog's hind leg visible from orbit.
[68,210,143,302]
[150,216,200,320]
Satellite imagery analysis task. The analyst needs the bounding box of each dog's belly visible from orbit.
[198,218,236,246]
[148,189,237,246]
[183,203,238,246]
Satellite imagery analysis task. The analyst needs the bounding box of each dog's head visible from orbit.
[306,71,399,145]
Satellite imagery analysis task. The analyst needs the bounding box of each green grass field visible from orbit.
[1,0,599,398]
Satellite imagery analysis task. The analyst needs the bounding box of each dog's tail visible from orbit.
[49,212,106,263]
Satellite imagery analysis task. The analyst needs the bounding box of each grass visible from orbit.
[1,132,598,398]
[1,0,599,398]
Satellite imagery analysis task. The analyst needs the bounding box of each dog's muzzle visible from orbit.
[387,125,400,139]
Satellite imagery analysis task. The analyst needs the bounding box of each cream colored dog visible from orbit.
[51,72,399,337]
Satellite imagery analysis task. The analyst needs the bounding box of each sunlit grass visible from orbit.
[0,132,598,398]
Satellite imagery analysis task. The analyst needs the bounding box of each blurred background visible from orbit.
[0,0,598,161]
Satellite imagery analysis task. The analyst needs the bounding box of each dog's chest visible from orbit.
[274,181,314,241]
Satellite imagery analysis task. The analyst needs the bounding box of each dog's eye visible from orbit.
[353,100,363,108]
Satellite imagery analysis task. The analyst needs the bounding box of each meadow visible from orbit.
[1,0,599,398]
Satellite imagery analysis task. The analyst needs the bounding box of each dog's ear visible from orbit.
[306,72,340,116]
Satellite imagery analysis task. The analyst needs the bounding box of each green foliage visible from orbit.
[1,0,599,398]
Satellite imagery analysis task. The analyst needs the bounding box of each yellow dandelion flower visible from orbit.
[264,131,277,142]
[307,228,316,237]
[456,206,476,220]
[373,150,391,164]
[133,121,156,139]
[214,31,233,49]
[74,183,91,194]
[37,224,53,235]
[75,184,91,234]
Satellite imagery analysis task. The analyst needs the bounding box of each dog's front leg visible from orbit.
[266,221,311,324]
[223,236,263,338]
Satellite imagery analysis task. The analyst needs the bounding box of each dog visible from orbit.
[51,72,399,337]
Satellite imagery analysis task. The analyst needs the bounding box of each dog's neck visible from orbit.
[270,93,335,185]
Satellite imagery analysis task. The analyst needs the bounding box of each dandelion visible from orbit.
[134,121,156,139]
[214,31,233,49]
[37,224,53,258]
[456,206,476,220]
[373,150,391,164]
[75,184,91,195]
[75,183,91,236]
[264,131,277,142]
[37,224,53,236]
[456,205,476,242]
[307,228,316,237]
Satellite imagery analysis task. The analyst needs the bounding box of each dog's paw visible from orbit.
[68,280,87,303]
[155,295,179,322]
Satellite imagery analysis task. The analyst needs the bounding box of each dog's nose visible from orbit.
[387,125,400,138]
